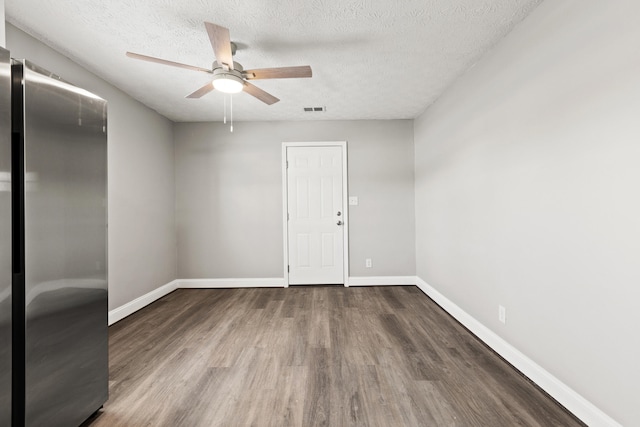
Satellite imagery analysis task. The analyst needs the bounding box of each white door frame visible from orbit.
[282,141,349,287]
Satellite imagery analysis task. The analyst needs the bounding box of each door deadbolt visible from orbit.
[337,211,342,216]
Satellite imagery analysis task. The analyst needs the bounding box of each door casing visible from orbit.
[282,141,349,287]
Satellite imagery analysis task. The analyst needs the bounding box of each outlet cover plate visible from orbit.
[498,305,506,324]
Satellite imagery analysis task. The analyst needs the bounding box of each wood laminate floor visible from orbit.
[83,286,584,427]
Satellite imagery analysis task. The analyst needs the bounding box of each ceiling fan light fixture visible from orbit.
[212,73,244,94]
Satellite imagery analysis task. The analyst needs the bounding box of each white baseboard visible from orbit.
[108,280,178,326]
[181,276,418,288]
[178,277,285,288]
[415,277,621,427]
[347,276,417,286]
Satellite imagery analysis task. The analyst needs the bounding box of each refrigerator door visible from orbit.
[0,46,11,427]
[17,60,108,427]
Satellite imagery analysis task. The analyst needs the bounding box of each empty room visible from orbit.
[0,0,638,426]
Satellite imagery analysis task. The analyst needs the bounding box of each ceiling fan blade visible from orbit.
[185,82,215,99]
[243,82,280,105]
[204,22,234,70]
[243,66,312,80]
[126,52,211,73]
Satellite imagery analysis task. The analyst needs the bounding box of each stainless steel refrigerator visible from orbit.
[1,46,12,427]
[1,46,109,427]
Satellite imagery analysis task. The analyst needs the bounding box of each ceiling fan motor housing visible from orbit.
[213,60,243,72]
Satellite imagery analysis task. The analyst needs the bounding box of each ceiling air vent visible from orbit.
[303,106,326,112]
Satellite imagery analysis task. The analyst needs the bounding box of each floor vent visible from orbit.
[304,106,326,112]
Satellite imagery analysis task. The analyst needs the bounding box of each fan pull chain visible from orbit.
[223,95,227,124]
[230,95,234,133]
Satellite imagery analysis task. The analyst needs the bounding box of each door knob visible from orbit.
[337,220,343,226]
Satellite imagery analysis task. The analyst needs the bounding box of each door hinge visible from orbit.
[287,212,290,221]
[287,265,290,273]
[286,160,289,169]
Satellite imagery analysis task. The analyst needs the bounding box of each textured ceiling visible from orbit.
[5,0,542,122]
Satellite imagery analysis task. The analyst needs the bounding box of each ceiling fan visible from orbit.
[126,22,312,105]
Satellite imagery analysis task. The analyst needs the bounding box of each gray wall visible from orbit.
[7,24,177,310]
[414,1,640,425]
[175,120,415,279]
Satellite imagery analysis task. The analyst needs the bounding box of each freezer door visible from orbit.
[19,60,108,427]
[0,46,11,427]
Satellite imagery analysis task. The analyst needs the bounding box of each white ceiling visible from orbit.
[5,0,542,122]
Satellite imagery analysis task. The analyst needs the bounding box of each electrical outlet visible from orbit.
[365,258,372,268]
[498,305,506,324]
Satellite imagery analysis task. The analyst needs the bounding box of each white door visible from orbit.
[286,146,344,285]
